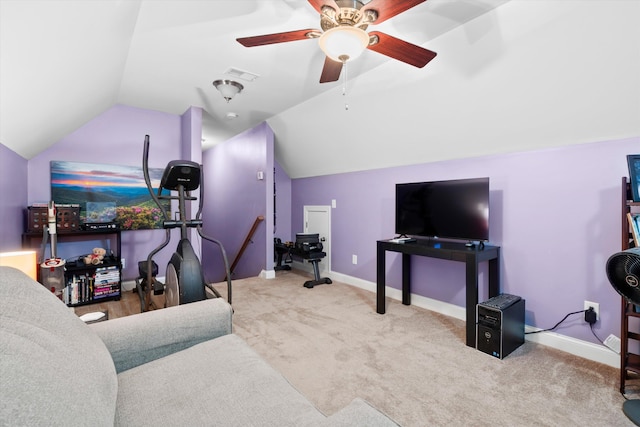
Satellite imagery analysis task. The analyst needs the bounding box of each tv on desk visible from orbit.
[395,177,489,242]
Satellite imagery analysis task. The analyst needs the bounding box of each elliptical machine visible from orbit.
[137,134,232,312]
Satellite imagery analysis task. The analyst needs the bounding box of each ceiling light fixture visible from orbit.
[212,79,244,103]
[318,26,369,63]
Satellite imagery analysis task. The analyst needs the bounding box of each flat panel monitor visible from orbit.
[395,177,489,241]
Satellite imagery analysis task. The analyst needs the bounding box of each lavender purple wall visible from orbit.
[0,144,28,250]
[180,107,202,164]
[25,104,197,280]
[291,137,639,345]
[275,160,292,242]
[6,104,275,284]
[180,106,203,243]
[201,122,274,282]
[5,100,636,350]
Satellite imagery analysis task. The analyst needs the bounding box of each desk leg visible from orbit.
[376,244,386,314]
[402,253,411,306]
[465,255,479,348]
[488,250,500,298]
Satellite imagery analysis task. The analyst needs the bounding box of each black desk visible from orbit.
[376,239,500,347]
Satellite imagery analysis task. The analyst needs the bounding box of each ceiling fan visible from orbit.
[237,0,437,83]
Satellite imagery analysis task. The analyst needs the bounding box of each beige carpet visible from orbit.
[212,270,634,426]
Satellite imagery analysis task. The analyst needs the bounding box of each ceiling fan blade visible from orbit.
[237,29,318,47]
[308,0,339,14]
[363,0,427,25]
[367,31,437,68]
[319,56,343,83]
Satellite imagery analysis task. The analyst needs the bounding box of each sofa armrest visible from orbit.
[89,298,232,373]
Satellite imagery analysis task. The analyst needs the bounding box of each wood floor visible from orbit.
[73,288,165,320]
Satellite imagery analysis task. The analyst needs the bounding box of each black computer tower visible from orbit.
[476,294,525,359]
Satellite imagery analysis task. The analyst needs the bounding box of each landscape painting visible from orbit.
[50,161,169,230]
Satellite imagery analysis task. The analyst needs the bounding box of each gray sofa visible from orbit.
[0,266,398,426]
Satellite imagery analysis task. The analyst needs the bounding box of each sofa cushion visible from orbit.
[115,334,326,426]
[0,267,117,426]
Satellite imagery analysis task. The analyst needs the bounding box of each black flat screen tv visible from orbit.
[395,177,490,241]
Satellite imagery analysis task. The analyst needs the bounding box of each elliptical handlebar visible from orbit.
[195,165,232,304]
[197,228,233,305]
[162,219,203,229]
[142,135,170,222]
[141,135,171,311]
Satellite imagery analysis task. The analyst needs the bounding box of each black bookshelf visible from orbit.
[22,228,122,306]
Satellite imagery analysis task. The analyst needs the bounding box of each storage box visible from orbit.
[27,204,80,233]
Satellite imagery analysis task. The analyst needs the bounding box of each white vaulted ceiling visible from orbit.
[1,0,638,178]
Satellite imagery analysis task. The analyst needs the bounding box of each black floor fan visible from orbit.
[606,247,640,425]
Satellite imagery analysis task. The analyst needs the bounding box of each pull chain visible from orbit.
[342,59,349,111]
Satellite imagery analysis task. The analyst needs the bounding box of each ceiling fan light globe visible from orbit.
[319,26,368,63]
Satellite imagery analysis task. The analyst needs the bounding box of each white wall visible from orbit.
[269,0,640,179]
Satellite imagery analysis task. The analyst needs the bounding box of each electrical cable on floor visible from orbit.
[525,309,586,334]
[590,323,620,355]
[590,322,606,346]
[526,309,621,358]
[526,307,633,400]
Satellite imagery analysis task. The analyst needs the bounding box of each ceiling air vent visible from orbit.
[224,67,259,82]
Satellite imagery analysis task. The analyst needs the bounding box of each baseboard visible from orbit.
[329,271,620,369]
[260,269,276,279]
[121,279,137,292]
[121,276,166,292]
[522,325,619,367]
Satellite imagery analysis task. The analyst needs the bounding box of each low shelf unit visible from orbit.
[22,228,122,307]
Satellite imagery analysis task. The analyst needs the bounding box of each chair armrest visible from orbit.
[89,298,232,373]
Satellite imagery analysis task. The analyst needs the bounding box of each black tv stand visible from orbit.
[464,241,486,249]
[376,239,500,347]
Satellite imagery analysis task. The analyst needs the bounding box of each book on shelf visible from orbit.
[94,285,119,294]
[64,267,119,305]
[628,213,640,247]
[93,290,119,299]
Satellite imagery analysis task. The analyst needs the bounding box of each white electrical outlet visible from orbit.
[584,300,600,321]
[352,255,357,265]
[121,258,126,269]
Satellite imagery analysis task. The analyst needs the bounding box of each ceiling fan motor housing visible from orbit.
[606,247,640,304]
[321,0,375,31]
